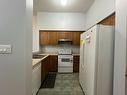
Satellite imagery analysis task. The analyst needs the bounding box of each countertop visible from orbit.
[38,53,58,56]
[32,53,80,67]
[32,55,49,67]
[38,53,80,56]
[72,54,80,56]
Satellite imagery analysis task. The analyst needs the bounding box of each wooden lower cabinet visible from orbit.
[41,55,58,82]
[41,55,80,82]
[50,55,58,72]
[73,55,80,73]
[41,56,50,82]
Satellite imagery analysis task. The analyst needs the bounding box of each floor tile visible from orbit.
[37,73,84,95]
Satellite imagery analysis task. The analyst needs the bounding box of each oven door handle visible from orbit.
[70,59,73,63]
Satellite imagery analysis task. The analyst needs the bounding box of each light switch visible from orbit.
[0,45,12,54]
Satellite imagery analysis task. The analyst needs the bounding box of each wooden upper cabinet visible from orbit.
[39,32,49,45]
[72,32,81,45]
[49,32,58,45]
[99,13,115,26]
[39,31,83,46]
[57,32,72,40]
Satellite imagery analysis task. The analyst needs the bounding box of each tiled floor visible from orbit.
[37,73,84,95]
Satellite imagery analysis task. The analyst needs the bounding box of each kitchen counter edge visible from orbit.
[32,55,49,67]
[32,53,80,67]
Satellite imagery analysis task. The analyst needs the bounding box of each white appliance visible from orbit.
[58,49,73,73]
[79,25,114,95]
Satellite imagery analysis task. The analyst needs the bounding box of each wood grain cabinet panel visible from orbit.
[99,13,115,25]
[41,56,50,82]
[39,32,49,45]
[49,55,58,72]
[39,31,83,46]
[48,32,58,45]
[73,56,80,72]
[41,55,58,82]
[72,32,81,45]
[57,32,72,40]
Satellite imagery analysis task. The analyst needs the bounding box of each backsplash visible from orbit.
[40,45,80,54]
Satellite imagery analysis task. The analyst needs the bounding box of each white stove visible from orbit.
[58,49,73,73]
[58,49,72,55]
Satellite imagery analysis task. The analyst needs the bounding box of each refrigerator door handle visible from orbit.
[85,35,91,43]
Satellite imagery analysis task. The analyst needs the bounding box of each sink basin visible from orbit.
[33,55,46,59]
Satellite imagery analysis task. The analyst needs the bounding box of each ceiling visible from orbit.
[33,0,95,13]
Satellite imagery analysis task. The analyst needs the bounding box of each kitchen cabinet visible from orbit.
[73,55,80,72]
[49,55,58,72]
[99,13,115,26]
[32,63,41,95]
[39,31,83,46]
[40,32,49,45]
[41,55,58,82]
[57,32,72,40]
[41,56,50,82]
[49,32,58,45]
[72,32,81,45]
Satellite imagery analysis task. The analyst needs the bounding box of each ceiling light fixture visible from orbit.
[61,0,67,6]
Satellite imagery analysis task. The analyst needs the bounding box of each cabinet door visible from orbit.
[64,32,72,40]
[72,32,81,45]
[50,55,58,72]
[41,56,50,82]
[49,32,58,45]
[41,60,45,82]
[99,14,115,25]
[73,56,80,72]
[39,31,82,45]
[58,32,72,40]
[40,32,49,45]
[45,56,50,73]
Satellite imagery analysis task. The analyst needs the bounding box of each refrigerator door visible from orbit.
[85,25,98,95]
[80,25,114,95]
[79,33,86,92]
[79,28,96,94]
[96,25,114,95]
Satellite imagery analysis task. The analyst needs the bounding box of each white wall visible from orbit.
[113,0,127,95]
[85,0,115,30]
[37,12,86,31]
[0,0,32,95]
[33,13,39,52]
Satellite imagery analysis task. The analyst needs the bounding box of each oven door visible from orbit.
[58,55,73,67]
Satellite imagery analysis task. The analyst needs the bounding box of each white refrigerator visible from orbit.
[79,25,114,95]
